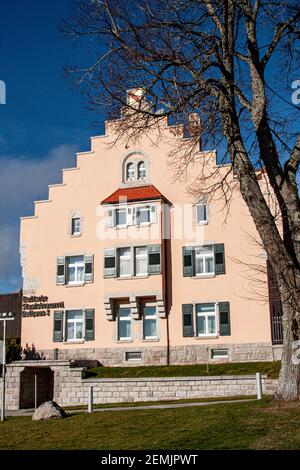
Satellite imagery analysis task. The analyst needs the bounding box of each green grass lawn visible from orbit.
[64,395,255,410]
[1,397,300,450]
[86,361,281,379]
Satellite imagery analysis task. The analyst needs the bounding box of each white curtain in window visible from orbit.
[126,162,135,180]
[137,161,146,179]
[118,247,131,276]
[135,246,148,275]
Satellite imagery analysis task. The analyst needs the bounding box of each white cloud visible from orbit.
[0,224,20,292]
[0,144,78,292]
[0,144,77,222]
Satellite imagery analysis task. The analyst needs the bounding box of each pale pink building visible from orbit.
[20,91,283,366]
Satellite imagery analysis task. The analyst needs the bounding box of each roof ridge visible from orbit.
[101,184,171,205]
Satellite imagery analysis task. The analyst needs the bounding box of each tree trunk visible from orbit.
[276,303,300,400]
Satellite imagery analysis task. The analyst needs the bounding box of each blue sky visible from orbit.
[0,0,101,293]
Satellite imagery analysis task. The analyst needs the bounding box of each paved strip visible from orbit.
[6,398,256,417]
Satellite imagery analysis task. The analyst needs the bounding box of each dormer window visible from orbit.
[122,152,149,185]
[126,162,135,181]
[138,161,146,180]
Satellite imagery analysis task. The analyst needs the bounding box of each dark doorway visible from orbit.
[19,367,54,409]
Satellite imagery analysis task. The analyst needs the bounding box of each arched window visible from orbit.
[126,162,135,181]
[137,161,146,180]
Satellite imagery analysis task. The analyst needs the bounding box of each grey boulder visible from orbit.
[32,401,67,421]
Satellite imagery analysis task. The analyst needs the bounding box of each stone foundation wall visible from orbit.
[38,342,282,367]
[53,375,278,407]
[4,360,279,410]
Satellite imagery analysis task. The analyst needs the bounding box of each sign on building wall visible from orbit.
[22,296,65,318]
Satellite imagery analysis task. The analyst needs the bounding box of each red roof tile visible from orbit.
[101,184,171,205]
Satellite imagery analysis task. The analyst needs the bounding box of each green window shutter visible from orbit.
[53,311,64,342]
[56,257,65,285]
[215,243,225,274]
[183,246,194,277]
[84,254,94,283]
[85,309,95,341]
[148,244,161,274]
[65,311,68,341]
[219,302,231,336]
[182,304,194,337]
[104,248,116,278]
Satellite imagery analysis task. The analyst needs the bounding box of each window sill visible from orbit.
[194,274,215,279]
[117,275,150,280]
[65,282,85,287]
[63,340,85,344]
[70,233,81,238]
[196,221,208,226]
[142,338,159,342]
[117,339,133,343]
[194,335,218,340]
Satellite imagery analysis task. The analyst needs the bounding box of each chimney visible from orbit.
[188,112,202,149]
[188,113,201,134]
[127,88,146,107]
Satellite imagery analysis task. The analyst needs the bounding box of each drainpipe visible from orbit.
[161,201,170,366]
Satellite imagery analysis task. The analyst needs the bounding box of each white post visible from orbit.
[88,385,93,413]
[256,372,262,400]
[1,319,6,421]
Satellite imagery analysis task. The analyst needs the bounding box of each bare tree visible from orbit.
[63,0,300,399]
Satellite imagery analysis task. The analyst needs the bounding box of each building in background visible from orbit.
[0,291,22,341]
[19,90,282,366]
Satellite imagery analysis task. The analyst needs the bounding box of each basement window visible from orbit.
[211,349,229,359]
[125,351,142,362]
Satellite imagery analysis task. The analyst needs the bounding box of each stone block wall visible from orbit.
[38,342,282,367]
[3,360,278,410]
[55,375,278,407]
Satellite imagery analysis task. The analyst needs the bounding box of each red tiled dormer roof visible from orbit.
[101,184,171,205]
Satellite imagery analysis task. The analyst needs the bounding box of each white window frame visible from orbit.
[126,162,135,181]
[66,256,85,285]
[137,161,146,180]
[71,217,81,236]
[115,208,127,227]
[195,245,215,277]
[136,205,151,225]
[196,303,217,337]
[135,246,148,276]
[143,304,158,339]
[118,306,132,340]
[118,247,131,277]
[196,201,208,225]
[110,204,156,228]
[66,310,84,342]
[110,244,160,278]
